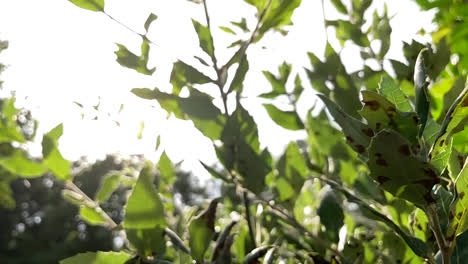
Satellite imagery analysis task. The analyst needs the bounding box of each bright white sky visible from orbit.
[0,0,435,178]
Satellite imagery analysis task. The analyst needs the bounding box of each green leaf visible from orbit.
[359,90,419,145]
[326,20,370,47]
[96,174,121,203]
[0,98,25,143]
[254,0,302,36]
[231,18,249,32]
[262,71,286,94]
[127,227,166,257]
[60,251,130,264]
[131,88,225,140]
[42,124,71,181]
[79,205,108,226]
[67,0,104,12]
[367,130,439,207]
[0,149,46,177]
[430,85,468,164]
[158,151,175,187]
[170,60,213,95]
[200,161,229,182]
[263,104,304,131]
[446,159,468,243]
[242,246,271,264]
[123,162,166,229]
[228,57,249,94]
[219,26,236,35]
[144,13,158,32]
[318,188,344,242]
[378,76,413,112]
[444,230,468,264]
[330,0,348,14]
[275,142,308,201]
[192,19,215,58]
[292,74,304,102]
[212,221,237,263]
[115,39,155,76]
[189,199,219,263]
[318,94,372,155]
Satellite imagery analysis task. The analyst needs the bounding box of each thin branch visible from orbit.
[320,0,329,43]
[426,203,451,264]
[243,191,257,248]
[102,12,159,46]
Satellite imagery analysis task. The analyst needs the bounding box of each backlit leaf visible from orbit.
[189,199,219,262]
[96,174,120,203]
[379,76,413,112]
[144,13,158,32]
[263,104,304,131]
[79,205,108,226]
[115,39,155,76]
[60,251,130,264]
[0,149,46,177]
[68,0,104,12]
[170,60,213,95]
[42,124,71,181]
[192,19,215,58]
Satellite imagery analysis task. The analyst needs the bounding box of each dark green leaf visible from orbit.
[318,94,372,155]
[367,130,439,207]
[330,0,348,14]
[230,18,249,32]
[414,48,430,136]
[263,104,304,131]
[42,124,71,181]
[127,227,166,257]
[318,188,343,242]
[189,199,219,263]
[228,57,249,93]
[60,251,130,264]
[123,162,166,229]
[212,221,237,262]
[67,0,104,12]
[144,13,158,32]
[242,246,271,264]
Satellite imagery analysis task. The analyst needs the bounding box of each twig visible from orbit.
[426,203,451,264]
[102,12,159,46]
[243,191,257,248]
[320,0,329,43]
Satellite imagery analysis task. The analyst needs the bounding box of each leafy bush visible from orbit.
[1,0,468,263]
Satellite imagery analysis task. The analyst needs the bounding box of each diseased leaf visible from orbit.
[367,130,439,207]
[379,76,413,112]
[446,159,468,244]
[42,124,71,181]
[59,251,130,264]
[123,162,166,229]
[263,104,304,131]
[318,94,372,155]
[68,0,104,12]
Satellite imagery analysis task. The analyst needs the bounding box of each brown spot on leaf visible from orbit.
[423,168,437,178]
[377,176,390,184]
[398,145,411,156]
[457,212,463,220]
[449,212,454,221]
[412,116,419,124]
[447,234,455,242]
[458,155,465,168]
[376,122,382,130]
[356,144,366,153]
[314,131,320,136]
[376,158,388,167]
[346,136,354,143]
[439,139,445,147]
[362,128,374,137]
[416,223,423,230]
[461,97,468,107]
[415,179,437,189]
[460,192,465,200]
[375,152,383,158]
[364,100,380,110]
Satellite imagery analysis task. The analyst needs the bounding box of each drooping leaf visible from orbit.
[59,251,130,264]
[263,104,304,131]
[378,76,413,112]
[367,130,439,207]
[318,94,372,155]
[170,60,213,95]
[144,13,158,32]
[318,187,344,242]
[189,199,219,263]
[132,88,225,140]
[123,162,166,229]
[219,26,236,35]
[42,124,71,181]
[67,0,104,12]
[115,39,155,75]
[192,19,215,58]
[96,173,121,203]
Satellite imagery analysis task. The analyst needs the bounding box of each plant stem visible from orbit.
[426,203,451,264]
[243,191,257,248]
[102,12,158,46]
